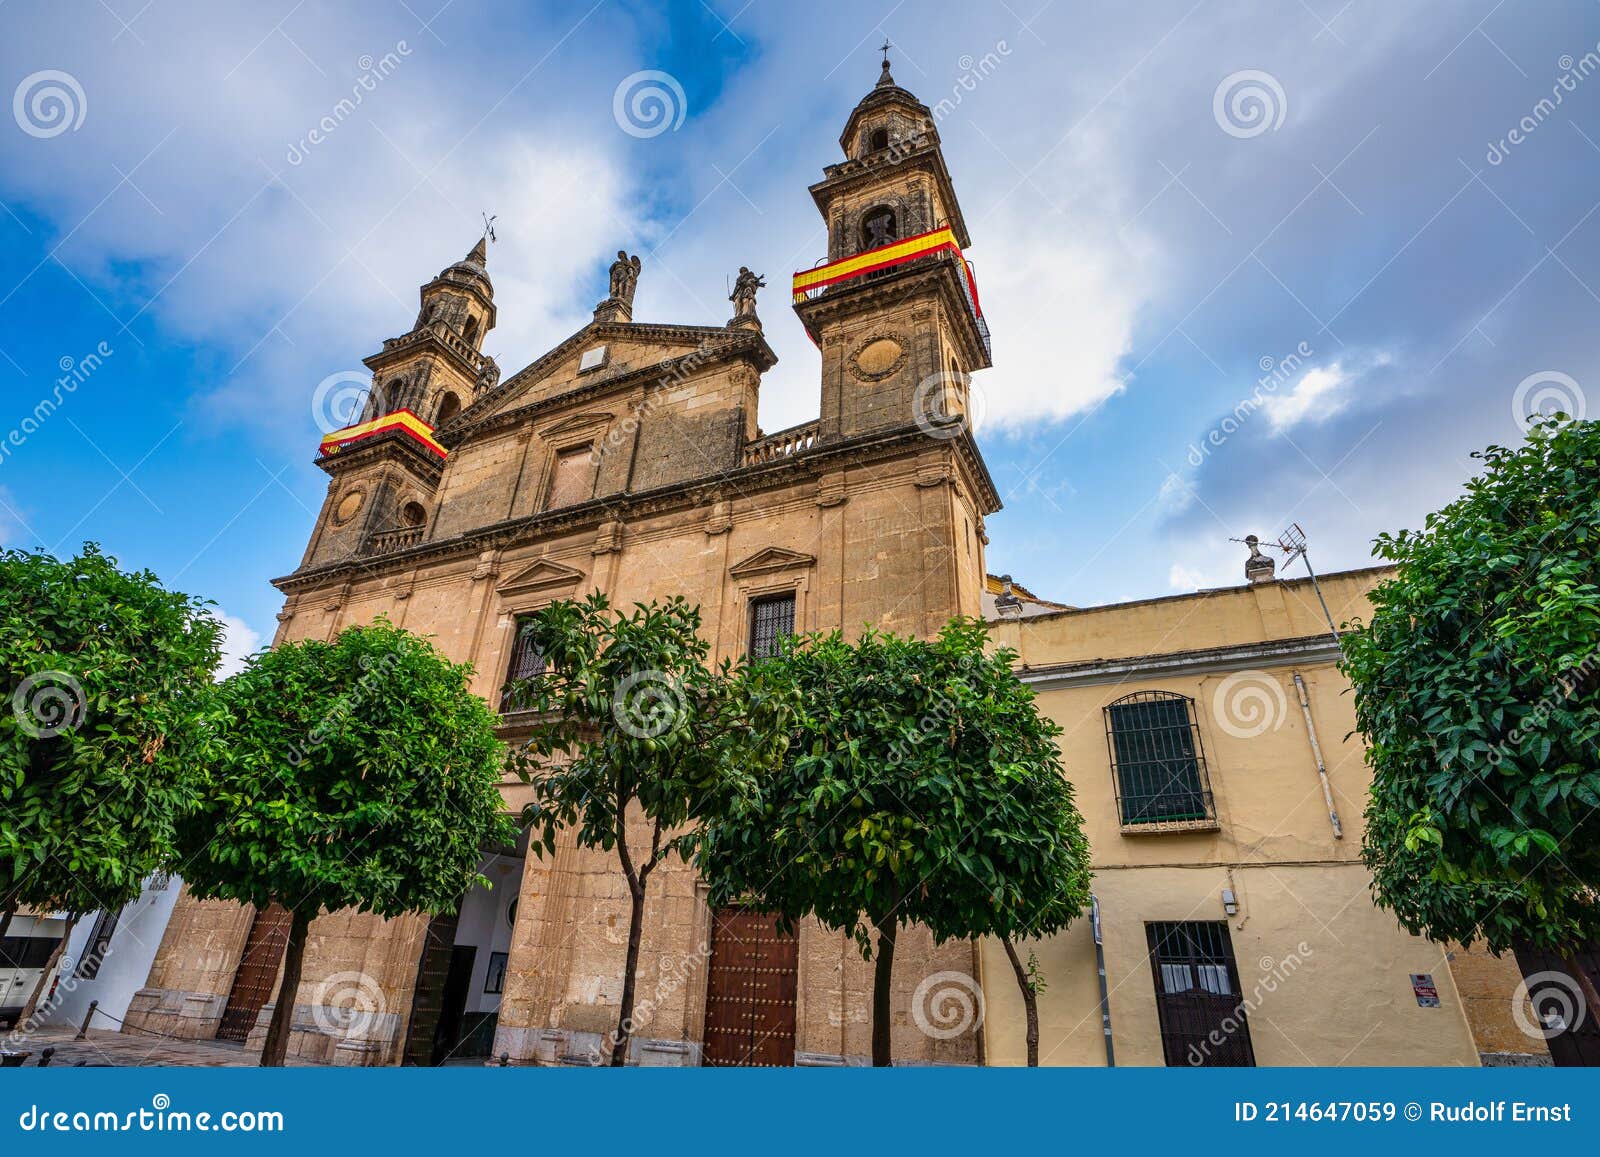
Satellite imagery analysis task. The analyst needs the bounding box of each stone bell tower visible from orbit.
[793,54,991,443]
[299,237,502,570]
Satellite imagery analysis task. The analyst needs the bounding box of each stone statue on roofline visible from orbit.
[609,251,642,307]
[729,266,766,326]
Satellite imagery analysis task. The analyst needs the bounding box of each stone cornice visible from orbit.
[809,142,970,250]
[313,428,446,485]
[1012,634,1344,690]
[276,423,1001,593]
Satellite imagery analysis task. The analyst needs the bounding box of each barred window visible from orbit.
[1104,691,1216,829]
[748,594,795,659]
[1146,921,1255,1067]
[500,615,546,712]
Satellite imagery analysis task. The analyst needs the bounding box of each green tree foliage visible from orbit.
[177,620,515,1066]
[0,544,222,948]
[1344,416,1600,982]
[509,594,795,1066]
[690,619,1091,1066]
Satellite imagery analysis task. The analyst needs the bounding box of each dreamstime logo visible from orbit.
[13,70,87,138]
[911,971,985,1040]
[612,70,686,139]
[12,670,87,738]
[611,670,685,739]
[286,42,411,165]
[1212,70,1287,139]
[310,971,385,1037]
[1212,670,1288,739]
[912,370,985,440]
[1511,370,1585,431]
[311,370,372,434]
[1512,970,1588,1040]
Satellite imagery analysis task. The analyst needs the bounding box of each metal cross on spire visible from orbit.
[879,38,892,65]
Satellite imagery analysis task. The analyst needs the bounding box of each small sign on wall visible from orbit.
[1410,973,1441,1007]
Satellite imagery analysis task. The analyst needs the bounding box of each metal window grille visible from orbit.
[1104,691,1216,829]
[500,616,546,712]
[748,594,795,659]
[1146,921,1256,1067]
[75,906,122,979]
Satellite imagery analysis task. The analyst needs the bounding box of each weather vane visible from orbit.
[879,38,892,65]
[481,211,497,244]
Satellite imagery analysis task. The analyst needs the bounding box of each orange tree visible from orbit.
[507,594,795,1066]
[1,544,223,1021]
[175,620,515,1066]
[1345,416,1600,1011]
[689,619,1091,1066]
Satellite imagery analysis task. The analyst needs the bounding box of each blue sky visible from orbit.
[2,0,1599,668]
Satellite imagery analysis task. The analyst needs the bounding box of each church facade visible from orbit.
[127,62,1000,1066]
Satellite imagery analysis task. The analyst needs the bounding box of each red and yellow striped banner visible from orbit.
[792,226,982,315]
[318,408,447,460]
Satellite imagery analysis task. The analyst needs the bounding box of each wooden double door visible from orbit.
[216,903,292,1042]
[701,908,798,1067]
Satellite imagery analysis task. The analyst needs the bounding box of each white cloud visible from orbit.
[1262,362,1351,433]
[1168,563,1207,591]
[214,612,263,680]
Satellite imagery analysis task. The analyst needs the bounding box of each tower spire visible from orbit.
[877,39,895,87]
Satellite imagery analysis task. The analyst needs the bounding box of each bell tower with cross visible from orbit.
[793,50,991,443]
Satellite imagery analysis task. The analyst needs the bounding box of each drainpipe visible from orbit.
[1091,896,1115,1067]
[1292,671,1343,840]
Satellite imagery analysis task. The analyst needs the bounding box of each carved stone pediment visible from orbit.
[496,557,587,597]
[728,547,816,578]
[540,411,614,440]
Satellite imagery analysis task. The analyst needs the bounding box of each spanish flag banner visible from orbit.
[791,226,982,316]
[318,409,447,460]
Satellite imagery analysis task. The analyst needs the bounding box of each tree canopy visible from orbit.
[690,618,1091,1065]
[1343,416,1600,955]
[0,543,223,924]
[510,593,794,1064]
[177,619,516,1064]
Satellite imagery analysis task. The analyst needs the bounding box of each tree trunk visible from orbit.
[1002,938,1040,1067]
[1561,950,1600,1031]
[17,913,77,1027]
[610,882,648,1067]
[0,906,14,941]
[871,914,898,1067]
[259,906,311,1068]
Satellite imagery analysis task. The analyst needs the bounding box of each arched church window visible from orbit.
[868,127,889,152]
[434,391,461,427]
[463,317,480,346]
[400,501,427,528]
[861,205,897,252]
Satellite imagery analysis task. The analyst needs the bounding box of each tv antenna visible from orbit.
[1231,522,1341,642]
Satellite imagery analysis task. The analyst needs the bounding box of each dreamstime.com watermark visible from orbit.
[286,651,401,766]
[1512,969,1589,1040]
[0,341,114,468]
[883,42,1011,165]
[612,70,686,138]
[11,669,88,739]
[1213,70,1287,139]
[4,945,112,1048]
[286,42,412,165]
[1186,942,1313,1066]
[611,670,686,740]
[16,1095,283,1134]
[1486,44,1600,165]
[1187,341,1313,465]
[1211,669,1290,740]
[1511,370,1586,432]
[911,970,985,1040]
[1485,650,1599,769]
[12,69,86,139]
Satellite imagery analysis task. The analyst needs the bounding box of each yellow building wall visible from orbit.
[980,568,1483,1067]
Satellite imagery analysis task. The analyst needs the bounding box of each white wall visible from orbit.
[40,875,182,1032]
[454,854,521,1015]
